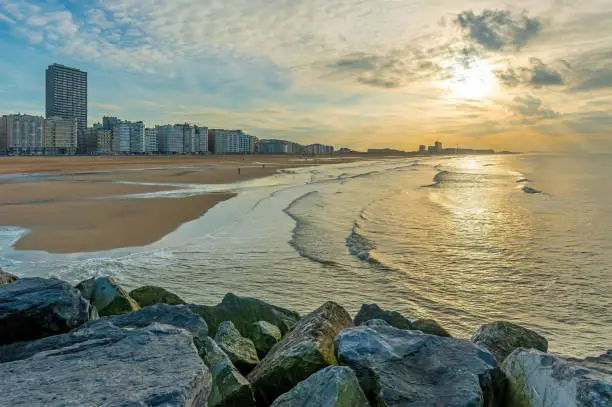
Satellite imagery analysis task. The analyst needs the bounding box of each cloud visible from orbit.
[0,12,15,24]
[569,68,612,92]
[325,51,440,89]
[456,9,542,51]
[496,58,564,88]
[510,95,560,125]
[562,110,612,134]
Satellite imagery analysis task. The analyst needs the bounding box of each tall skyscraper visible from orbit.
[45,63,87,153]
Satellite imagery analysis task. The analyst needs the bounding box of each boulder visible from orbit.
[413,319,452,337]
[0,321,212,406]
[76,276,140,316]
[569,350,612,375]
[471,321,547,363]
[130,285,186,307]
[0,267,18,286]
[335,325,504,407]
[197,336,256,407]
[271,366,370,407]
[0,278,95,345]
[248,301,353,406]
[354,303,413,330]
[251,320,282,357]
[0,303,208,363]
[190,293,300,339]
[215,320,260,375]
[362,318,390,327]
[503,348,612,407]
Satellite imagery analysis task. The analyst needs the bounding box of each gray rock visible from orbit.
[335,325,504,407]
[413,319,452,337]
[0,321,212,406]
[362,319,391,327]
[215,320,260,375]
[197,336,256,407]
[568,350,612,375]
[130,285,186,307]
[354,303,413,330]
[271,366,370,407]
[76,276,140,316]
[251,320,282,357]
[190,293,300,338]
[503,348,612,407]
[248,301,353,406]
[471,321,548,363]
[0,278,96,345]
[88,303,208,338]
[0,268,18,286]
[0,304,208,363]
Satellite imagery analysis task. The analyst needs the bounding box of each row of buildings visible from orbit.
[0,113,334,156]
[0,63,335,156]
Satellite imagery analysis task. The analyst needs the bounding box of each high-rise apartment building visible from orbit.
[157,123,208,154]
[112,120,145,154]
[0,114,47,155]
[46,63,87,153]
[208,129,255,154]
[144,128,158,154]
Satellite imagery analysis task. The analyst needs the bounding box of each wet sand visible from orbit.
[0,155,364,253]
[6,194,235,253]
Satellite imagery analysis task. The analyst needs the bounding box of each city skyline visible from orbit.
[0,1,611,152]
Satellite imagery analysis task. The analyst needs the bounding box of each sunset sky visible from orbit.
[1,0,611,152]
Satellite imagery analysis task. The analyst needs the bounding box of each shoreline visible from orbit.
[0,155,371,254]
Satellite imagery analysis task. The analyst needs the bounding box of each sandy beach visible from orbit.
[0,155,362,253]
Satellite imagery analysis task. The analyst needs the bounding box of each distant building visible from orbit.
[338,147,356,154]
[46,64,87,153]
[112,120,144,154]
[45,116,78,155]
[157,124,185,154]
[144,128,158,154]
[435,141,442,152]
[208,129,255,154]
[195,126,209,154]
[368,148,405,154]
[259,139,303,154]
[0,114,46,155]
[156,123,207,154]
[419,145,426,152]
[87,127,113,155]
[102,116,120,131]
[303,143,334,155]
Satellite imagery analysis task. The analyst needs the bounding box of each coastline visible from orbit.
[0,155,367,253]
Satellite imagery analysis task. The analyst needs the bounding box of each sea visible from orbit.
[0,153,610,358]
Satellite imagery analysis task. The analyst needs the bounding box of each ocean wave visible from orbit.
[422,170,450,188]
[283,191,340,267]
[345,220,393,270]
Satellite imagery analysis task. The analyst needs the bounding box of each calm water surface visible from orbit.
[1,154,610,358]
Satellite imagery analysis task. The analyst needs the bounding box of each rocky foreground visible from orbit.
[0,269,610,407]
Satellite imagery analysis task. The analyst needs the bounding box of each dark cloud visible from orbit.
[325,50,441,89]
[456,9,542,51]
[569,68,612,92]
[511,95,560,124]
[496,58,564,88]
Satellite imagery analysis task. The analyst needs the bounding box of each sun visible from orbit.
[443,60,498,100]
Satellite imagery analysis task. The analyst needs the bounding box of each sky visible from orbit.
[1,0,611,152]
